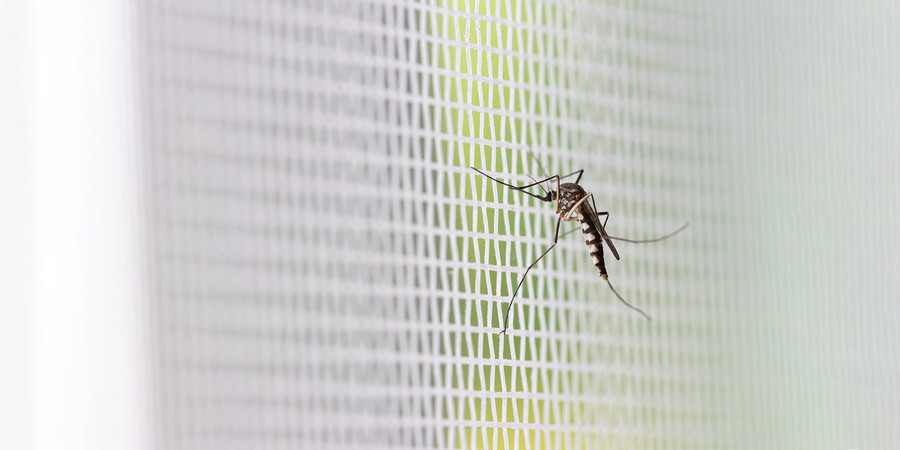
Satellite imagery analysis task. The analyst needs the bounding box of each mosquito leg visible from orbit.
[525,148,581,188]
[560,227,581,239]
[558,169,584,184]
[501,215,562,335]
[603,222,691,244]
[471,168,557,203]
[597,211,609,228]
[606,279,651,321]
[588,195,610,228]
[589,196,689,244]
[589,193,619,260]
[526,149,582,183]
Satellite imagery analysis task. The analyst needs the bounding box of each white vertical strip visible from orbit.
[28,0,147,449]
[0,1,35,449]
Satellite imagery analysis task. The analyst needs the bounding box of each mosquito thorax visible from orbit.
[556,183,587,215]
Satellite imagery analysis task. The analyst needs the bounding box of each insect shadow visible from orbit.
[472,156,689,335]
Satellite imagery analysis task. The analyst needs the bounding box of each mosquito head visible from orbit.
[525,174,556,204]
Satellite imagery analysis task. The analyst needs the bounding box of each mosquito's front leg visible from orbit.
[471,167,558,203]
[500,215,563,335]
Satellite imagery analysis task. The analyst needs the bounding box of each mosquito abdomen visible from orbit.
[578,207,608,280]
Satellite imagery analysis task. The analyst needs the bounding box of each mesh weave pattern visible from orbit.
[140,1,729,449]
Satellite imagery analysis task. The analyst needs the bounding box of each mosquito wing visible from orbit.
[584,200,620,260]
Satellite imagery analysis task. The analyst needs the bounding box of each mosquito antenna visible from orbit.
[527,174,548,196]
[526,148,553,194]
[527,148,550,178]
[606,279,651,321]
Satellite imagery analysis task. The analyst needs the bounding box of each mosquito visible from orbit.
[472,159,689,335]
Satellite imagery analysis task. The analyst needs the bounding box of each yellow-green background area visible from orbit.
[420,0,727,449]
[422,1,900,449]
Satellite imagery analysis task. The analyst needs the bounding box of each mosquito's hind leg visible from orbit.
[606,279,652,321]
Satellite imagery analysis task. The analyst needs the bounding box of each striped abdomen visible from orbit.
[578,208,608,279]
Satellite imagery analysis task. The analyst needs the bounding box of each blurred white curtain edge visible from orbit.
[0,0,149,449]
[0,1,36,449]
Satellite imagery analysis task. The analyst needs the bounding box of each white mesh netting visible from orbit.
[133,0,900,449]
[141,1,729,448]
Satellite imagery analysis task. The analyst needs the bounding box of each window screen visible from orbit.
[134,1,900,449]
